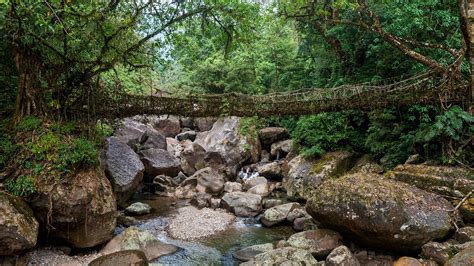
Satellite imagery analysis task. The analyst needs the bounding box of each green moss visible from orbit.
[309,155,334,175]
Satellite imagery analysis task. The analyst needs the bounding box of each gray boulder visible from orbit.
[104,137,144,204]
[31,169,116,248]
[306,173,456,252]
[445,244,474,266]
[140,148,181,177]
[251,247,318,265]
[153,175,178,197]
[101,226,177,261]
[194,167,225,195]
[270,139,293,158]
[283,151,355,200]
[190,193,212,209]
[455,226,474,243]
[195,117,260,173]
[224,182,242,193]
[194,117,218,132]
[89,250,148,266]
[256,162,282,179]
[243,176,268,191]
[258,127,289,146]
[261,203,299,227]
[180,142,206,176]
[247,182,271,197]
[0,194,38,255]
[286,229,342,257]
[326,245,360,266]
[221,192,262,217]
[152,115,181,137]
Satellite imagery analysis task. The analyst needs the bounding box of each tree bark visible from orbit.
[12,48,43,124]
[468,0,474,112]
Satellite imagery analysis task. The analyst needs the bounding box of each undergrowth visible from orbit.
[0,116,103,197]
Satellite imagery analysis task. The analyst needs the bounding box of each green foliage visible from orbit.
[51,122,76,134]
[292,111,366,158]
[65,138,99,167]
[15,116,42,132]
[5,175,36,197]
[239,116,260,139]
[419,106,474,142]
[95,121,114,137]
[0,138,15,169]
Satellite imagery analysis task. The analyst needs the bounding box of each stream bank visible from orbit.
[1,115,473,265]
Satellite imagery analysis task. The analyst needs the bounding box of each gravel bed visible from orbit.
[168,206,235,240]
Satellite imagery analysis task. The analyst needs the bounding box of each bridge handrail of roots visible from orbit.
[84,71,468,118]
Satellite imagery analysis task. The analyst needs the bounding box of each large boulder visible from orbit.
[243,176,268,190]
[101,226,177,261]
[388,164,474,223]
[250,247,318,265]
[31,169,116,248]
[0,193,38,255]
[153,175,178,197]
[270,139,293,158]
[140,148,181,177]
[258,127,289,146]
[306,173,455,252]
[256,162,282,179]
[195,117,261,173]
[261,202,300,227]
[388,164,473,198]
[89,250,148,266]
[174,167,225,198]
[247,182,271,197]
[286,229,342,257]
[103,137,144,204]
[283,151,355,200]
[115,118,166,150]
[180,142,207,176]
[151,115,181,137]
[445,244,474,266]
[220,192,262,217]
[194,117,218,132]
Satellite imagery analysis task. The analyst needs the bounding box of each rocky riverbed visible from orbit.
[1,115,473,265]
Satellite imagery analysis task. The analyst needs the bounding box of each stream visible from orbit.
[125,193,294,265]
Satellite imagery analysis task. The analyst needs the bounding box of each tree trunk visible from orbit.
[12,48,43,124]
[468,0,474,112]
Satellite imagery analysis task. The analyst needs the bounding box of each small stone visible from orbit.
[286,208,308,223]
[263,199,282,209]
[326,245,360,266]
[117,215,139,227]
[224,182,243,193]
[176,130,197,141]
[190,193,211,209]
[454,226,474,243]
[124,202,151,216]
[421,240,461,265]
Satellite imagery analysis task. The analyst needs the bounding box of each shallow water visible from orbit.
[129,193,294,266]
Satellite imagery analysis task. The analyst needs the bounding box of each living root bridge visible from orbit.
[74,71,469,118]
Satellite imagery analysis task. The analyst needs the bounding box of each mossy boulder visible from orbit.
[282,151,355,200]
[306,173,455,252]
[30,169,116,248]
[388,164,473,198]
[0,193,38,255]
[101,226,177,261]
[249,247,318,265]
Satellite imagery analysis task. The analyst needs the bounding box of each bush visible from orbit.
[15,116,42,132]
[5,175,36,197]
[95,121,114,137]
[292,111,367,158]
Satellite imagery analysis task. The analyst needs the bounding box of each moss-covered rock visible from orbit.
[0,193,38,255]
[282,151,356,200]
[30,169,116,248]
[387,164,473,197]
[306,173,455,252]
